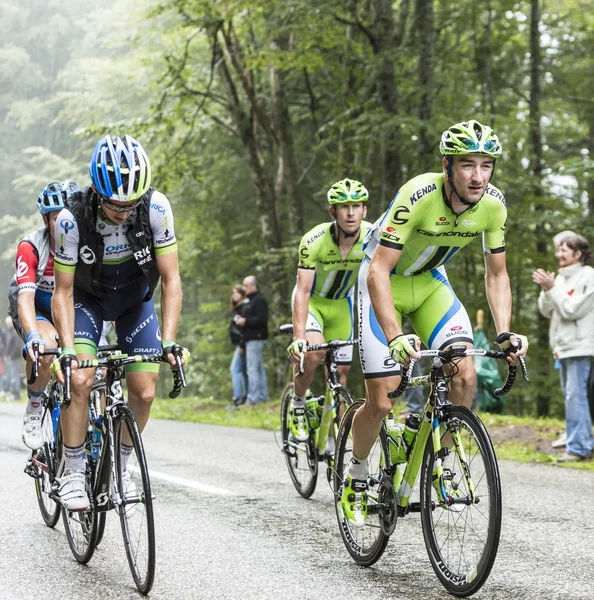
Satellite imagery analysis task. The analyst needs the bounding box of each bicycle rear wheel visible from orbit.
[114,403,155,595]
[334,399,390,566]
[280,383,318,498]
[420,406,501,597]
[34,402,60,527]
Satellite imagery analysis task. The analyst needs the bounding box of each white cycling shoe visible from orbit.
[58,470,90,511]
[22,412,44,450]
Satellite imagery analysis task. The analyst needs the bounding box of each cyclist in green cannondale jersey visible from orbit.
[286,178,372,443]
[340,120,529,527]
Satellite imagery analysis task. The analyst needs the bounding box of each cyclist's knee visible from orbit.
[71,368,94,394]
[304,349,324,369]
[363,386,393,421]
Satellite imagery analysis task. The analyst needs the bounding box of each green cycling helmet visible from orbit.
[327,178,369,204]
[440,120,502,158]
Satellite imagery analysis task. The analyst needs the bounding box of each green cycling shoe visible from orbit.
[339,475,368,528]
[289,405,310,442]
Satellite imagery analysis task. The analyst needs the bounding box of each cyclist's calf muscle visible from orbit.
[352,375,400,459]
[60,353,96,447]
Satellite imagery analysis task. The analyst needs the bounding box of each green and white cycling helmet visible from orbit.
[327,178,369,204]
[440,120,502,158]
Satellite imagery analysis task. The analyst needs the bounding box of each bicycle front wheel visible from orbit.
[114,403,155,595]
[334,399,390,566]
[34,404,60,527]
[420,406,501,597]
[280,383,318,498]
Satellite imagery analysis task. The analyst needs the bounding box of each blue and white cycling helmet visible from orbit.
[89,134,151,203]
[37,180,79,215]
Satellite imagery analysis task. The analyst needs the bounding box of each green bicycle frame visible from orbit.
[392,375,476,513]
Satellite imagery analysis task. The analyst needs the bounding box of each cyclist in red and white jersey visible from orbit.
[7,180,79,450]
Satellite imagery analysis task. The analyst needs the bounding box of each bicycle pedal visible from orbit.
[24,461,42,479]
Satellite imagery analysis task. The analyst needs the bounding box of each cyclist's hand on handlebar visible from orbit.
[388,334,421,366]
[162,341,190,370]
[50,346,78,385]
[287,339,308,363]
[495,332,528,366]
[23,330,45,361]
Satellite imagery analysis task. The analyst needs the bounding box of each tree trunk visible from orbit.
[372,0,403,210]
[416,0,434,171]
[270,37,303,237]
[529,0,550,418]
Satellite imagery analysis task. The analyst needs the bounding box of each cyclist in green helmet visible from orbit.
[286,178,372,445]
[339,120,528,527]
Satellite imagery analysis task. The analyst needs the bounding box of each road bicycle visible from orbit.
[279,324,354,498]
[24,346,61,527]
[334,344,528,597]
[26,344,186,595]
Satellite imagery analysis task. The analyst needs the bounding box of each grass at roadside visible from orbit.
[152,395,594,471]
[6,393,591,470]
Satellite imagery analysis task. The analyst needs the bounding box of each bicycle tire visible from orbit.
[420,405,501,597]
[280,383,318,498]
[334,399,390,566]
[34,402,60,527]
[114,403,155,595]
[61,419,99,564]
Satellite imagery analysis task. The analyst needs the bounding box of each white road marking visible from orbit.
[131,466,235,496]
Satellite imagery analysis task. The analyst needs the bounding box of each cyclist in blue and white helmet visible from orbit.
[50,134,187,511]
[89,134,151,204]
[37,179,79,216]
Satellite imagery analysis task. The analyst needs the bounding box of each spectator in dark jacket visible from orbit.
[229,284,248,406]
[234,276,269,405]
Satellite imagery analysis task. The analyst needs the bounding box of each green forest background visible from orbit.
[1,0,592,417]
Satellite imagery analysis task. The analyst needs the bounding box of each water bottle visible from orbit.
[385,411,404,464]
[395,413,420,464]
[51,404,60,444]
[91,415,103,462]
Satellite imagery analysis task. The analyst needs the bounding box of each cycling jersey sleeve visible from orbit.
[54,209,80,273]
[15,241,39,295]
[149,191,177,256]
[298,225,324,270]
[482,185,507,254]
[378,177,431,250]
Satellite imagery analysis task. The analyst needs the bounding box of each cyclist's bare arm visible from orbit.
[484,251,512,334]
[17,292,42,359]
[156,251,182,367]
[52,269,75,352]
[367,245,404,345]
[290,269,315,361]
[485,252,526,363]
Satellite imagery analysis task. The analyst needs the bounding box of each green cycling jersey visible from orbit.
[298,221,373,299]
[364,172,507,276]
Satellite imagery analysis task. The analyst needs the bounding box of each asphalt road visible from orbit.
[1,401,593,600]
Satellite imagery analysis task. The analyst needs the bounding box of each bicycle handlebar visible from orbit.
[26,344,61,386]
[294,339,358,378]
[387,344,529,399]
[65,351,187,403]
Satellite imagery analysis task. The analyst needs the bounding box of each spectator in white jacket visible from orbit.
[533,233,594,462]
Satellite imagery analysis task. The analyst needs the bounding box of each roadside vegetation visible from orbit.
[150,396,594,472]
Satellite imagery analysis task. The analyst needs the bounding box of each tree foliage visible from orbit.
[2,0,594,414]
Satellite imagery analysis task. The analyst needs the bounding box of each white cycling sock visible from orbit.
[64,444,86,473]
[26,388,43,414]
[348,456,368,480]
[325,436,335,455]
[292,395,306,408]
[120,444,134,472]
